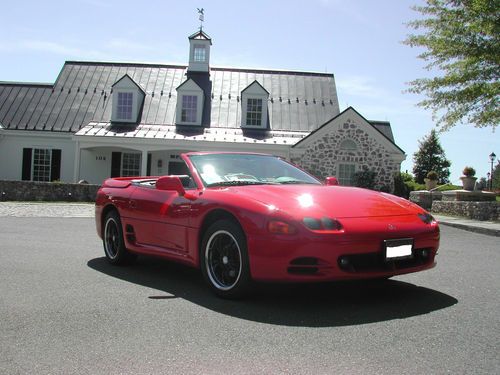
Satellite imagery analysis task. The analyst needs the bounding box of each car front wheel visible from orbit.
[103,210,135,265]
[201,220,251,298]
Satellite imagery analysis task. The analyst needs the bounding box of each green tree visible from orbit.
[404,0,499,130]
[413,129,451,183]
[492,161,500,189]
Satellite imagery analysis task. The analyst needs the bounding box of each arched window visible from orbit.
[340,139,358,151]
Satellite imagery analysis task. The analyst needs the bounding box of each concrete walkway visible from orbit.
[433,214,500,237]
[0,202,498,236]
[0,202,94,217]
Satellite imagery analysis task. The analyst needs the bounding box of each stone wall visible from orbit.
[292,118,400,191]
[431,201,499,221]
[0,180,100,202]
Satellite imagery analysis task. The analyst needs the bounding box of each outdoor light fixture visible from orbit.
[489,152,496,190]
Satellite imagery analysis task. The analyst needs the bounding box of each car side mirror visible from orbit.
[156,176,198,201]
[156,176,186,195]
[325,177,339,186]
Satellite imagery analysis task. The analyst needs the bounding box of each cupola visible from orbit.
[188,30,212,73]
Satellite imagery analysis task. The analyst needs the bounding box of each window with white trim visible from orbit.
[246,98,263,126]
[33,148,51,182]
[121,153,141,177]
[193,45,206,62]
[181,95,198,123]
[338,163,356,186]
[116,92,133,120]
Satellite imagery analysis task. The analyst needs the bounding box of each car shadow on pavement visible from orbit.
[88,256,457,327]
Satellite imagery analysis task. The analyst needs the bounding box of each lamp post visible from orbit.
[489,152,496,190]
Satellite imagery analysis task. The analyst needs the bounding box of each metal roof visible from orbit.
[75,122,306,146]
[0,61,340,134]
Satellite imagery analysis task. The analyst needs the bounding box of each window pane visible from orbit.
[246,98,263,126]
[194,45,206,62]
[33,148,51,182]
[122,153,141,177]
[117,92,133,120]
[340,139,357,151]
[181,95,198,122]
[338,164,356,186]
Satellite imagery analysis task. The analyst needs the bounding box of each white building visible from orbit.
[0,29,405,189]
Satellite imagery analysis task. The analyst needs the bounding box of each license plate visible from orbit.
[384,238,413,260]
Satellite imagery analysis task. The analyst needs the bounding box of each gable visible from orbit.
[176,78,203,93]
[293,107,404,155]
[241,80,269,95]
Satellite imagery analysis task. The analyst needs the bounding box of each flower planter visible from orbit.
[460,176,477,191]
[424,178,438,190]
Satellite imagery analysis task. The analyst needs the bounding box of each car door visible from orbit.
[128,186,192,254]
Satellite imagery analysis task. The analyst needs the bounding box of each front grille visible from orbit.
[338,248,433,273]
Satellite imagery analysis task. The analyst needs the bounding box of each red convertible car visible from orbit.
[95,152,439,298]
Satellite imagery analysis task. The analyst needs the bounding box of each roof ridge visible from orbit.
[62,61,334,77]
[0,81,53,88]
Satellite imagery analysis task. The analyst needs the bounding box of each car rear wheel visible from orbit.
[201,220,251,298]
[103,211,136,265]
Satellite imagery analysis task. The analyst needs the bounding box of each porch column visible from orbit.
[73,141,81,182]
[141,149,148,176]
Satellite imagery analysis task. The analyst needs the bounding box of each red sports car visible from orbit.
[95,152,439,298]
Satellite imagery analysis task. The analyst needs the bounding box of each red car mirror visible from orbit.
[325,177,339,186]
[156,176,186,196]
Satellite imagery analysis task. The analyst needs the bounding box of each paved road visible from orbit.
[0,217,498,374]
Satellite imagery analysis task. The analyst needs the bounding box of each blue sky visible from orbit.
[1,0,498,181]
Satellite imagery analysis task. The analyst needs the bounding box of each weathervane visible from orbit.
[197,8,205,31]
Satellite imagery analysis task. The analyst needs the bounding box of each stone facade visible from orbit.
[0,180,100,202]
[292,117,402,191]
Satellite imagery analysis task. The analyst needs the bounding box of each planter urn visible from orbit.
[424,178,438,191]
[460,176,477,191]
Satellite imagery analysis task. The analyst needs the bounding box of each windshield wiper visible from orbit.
[206,180,266,187]
[278,180,319,185]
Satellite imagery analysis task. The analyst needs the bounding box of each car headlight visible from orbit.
[418,212,436,224]
[303,217,343,231]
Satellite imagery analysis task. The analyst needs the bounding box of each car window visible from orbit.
[188,154,320,187]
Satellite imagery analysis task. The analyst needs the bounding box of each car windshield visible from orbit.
[188,153,321,187]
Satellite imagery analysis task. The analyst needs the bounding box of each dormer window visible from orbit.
[116,92,133,120]
[181,95,198,122]
[176,79,204,126]
[246,98,263,126]
[111,74,145,124]
[241,80,269,129]
[193,45,206,62]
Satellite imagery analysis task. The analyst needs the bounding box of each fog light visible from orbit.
[339,257,349,268]
[421,249,429,258]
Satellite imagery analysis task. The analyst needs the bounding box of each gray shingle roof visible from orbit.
[0,61,340,133]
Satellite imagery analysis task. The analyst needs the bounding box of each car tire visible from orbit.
[200,219,251,299]
[103,210,136,265]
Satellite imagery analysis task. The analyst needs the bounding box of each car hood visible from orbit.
[223,184,418,219]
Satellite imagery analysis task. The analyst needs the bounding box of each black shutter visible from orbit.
[111,152,122,177]
[22,148,32,181]
[147,153,152,176]
[50,149,61,181]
